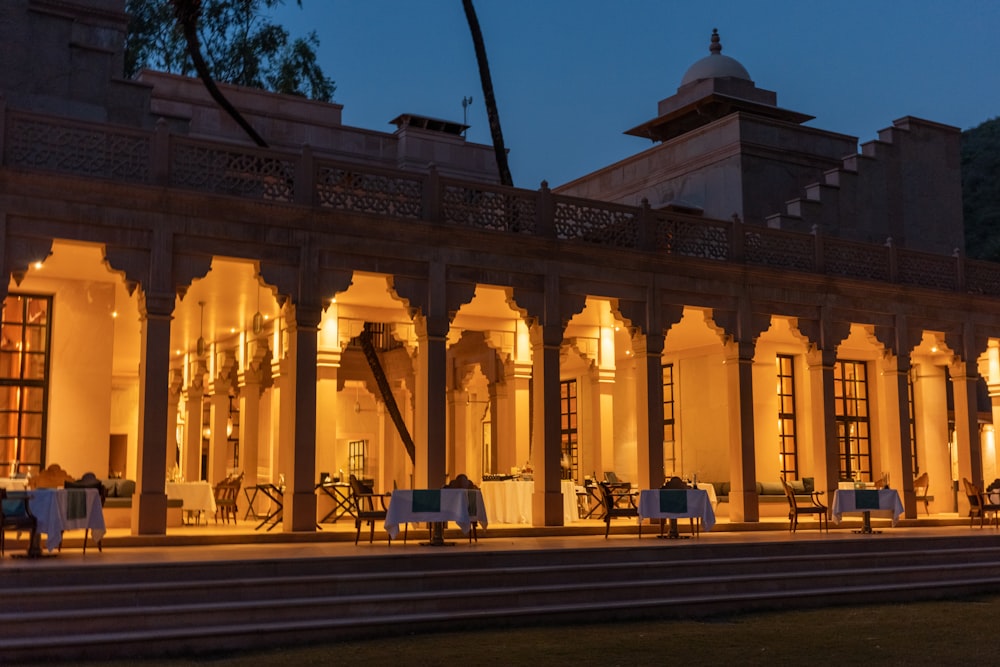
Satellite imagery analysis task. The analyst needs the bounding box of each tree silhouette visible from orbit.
[462,0,513,187]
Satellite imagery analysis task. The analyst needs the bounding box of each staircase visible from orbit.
[4,534,1000,663]
[358,322,415,464]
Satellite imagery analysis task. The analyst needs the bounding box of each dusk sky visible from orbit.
[269,1,1000,189]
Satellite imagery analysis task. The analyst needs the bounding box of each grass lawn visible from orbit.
[78,593,1000,666]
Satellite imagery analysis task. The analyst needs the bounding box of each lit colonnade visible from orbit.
[7,241,1000,535]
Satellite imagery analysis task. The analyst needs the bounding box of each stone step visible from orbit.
[4,535,1000,662]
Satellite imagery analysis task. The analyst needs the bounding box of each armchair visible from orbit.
[349,475,390,545]
[913,472,932,516]
[598,481,639,538]
[1,488,38,557]
[781,478,828,532]
[63,472,107,553]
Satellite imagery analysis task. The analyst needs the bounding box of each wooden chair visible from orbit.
[603,471,637,510]
[1,488,37,557]
[63,472,107,553]
[913,472,932,516]
[598,481,639,539]
[963,478,1000,528]
[444,474,480,543]
[781,478,828,533]
[32,463,74,489]
[349,474,390,545]
[659,476,698,537]
[213,472,242,524]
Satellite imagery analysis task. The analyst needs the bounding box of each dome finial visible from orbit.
[709,28,721,55]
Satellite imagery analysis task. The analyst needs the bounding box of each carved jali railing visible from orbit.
[3,107,999,298]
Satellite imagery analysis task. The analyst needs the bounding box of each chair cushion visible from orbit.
[759,481,784,496]
[790,480,806,494]
[117,480,136,497]
[802,477,815,494]
[101,479,118,497]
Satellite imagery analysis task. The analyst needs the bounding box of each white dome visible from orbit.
[680,29,751,86]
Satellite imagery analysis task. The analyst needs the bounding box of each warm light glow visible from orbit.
[202,427,211,439]
[32,261,42,270]
[931,345,939,353]
[230,327,236,334]
[175,349,182,356]
[111,311,118,318]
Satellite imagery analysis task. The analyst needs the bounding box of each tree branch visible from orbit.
[172,0,268,148]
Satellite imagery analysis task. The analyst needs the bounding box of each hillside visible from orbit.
[963,116,1000,261]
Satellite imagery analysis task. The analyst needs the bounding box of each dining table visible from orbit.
[26,487,106,556]
[637,488,716,538]
[165,481,216,525]
[384,488,488,545]
[831,488,904,534]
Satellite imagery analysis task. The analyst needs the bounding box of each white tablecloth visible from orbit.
[831,489,904,526]
[696,483,718,508]
[637,488,716,531]
[479,479,578,525]
[166,481,217,514]
[29,488,106,551]
[0,477,28,491]
[384,489,488,539]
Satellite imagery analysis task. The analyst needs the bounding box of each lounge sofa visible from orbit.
[711,479,819,518]
[100,479,183,529]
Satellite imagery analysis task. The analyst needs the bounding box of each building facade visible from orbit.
[1,1,999,536]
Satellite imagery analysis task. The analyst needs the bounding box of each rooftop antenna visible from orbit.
[461,95,473,136]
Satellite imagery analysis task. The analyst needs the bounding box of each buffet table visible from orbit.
[479,479,578,525]
[166,481,216,524]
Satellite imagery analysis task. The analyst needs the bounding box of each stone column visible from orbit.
[882,352,916,516]
[208,348,237,482]
[724,339,758,522]
[498,359,532,474]
[165,368,183,475]
[952,358,984,509]
[414,317,448,488]
[913,362,952,511]
[449,388,468,478]
[183,358,207,482]
[806,347,840,501]
[239,344,267,514]
[282,303,321,531]
[133,291,173,535]
[634,333,665,489]
[315,348,340,486]
[531,322,565,526]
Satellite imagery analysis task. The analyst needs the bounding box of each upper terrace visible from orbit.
[3,103,998,299]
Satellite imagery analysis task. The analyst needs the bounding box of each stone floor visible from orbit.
[3,511,991,569]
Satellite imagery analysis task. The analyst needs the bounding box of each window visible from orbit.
[560,379,578,480]
[663,363,676,471]
[349,439,368,479]
[0,294,51,474]
[834,360,871,481]
[776,354,798,479]
[908,371,918,475]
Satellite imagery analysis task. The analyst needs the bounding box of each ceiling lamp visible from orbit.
[252,286,263,335]
[196,301,207,357]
